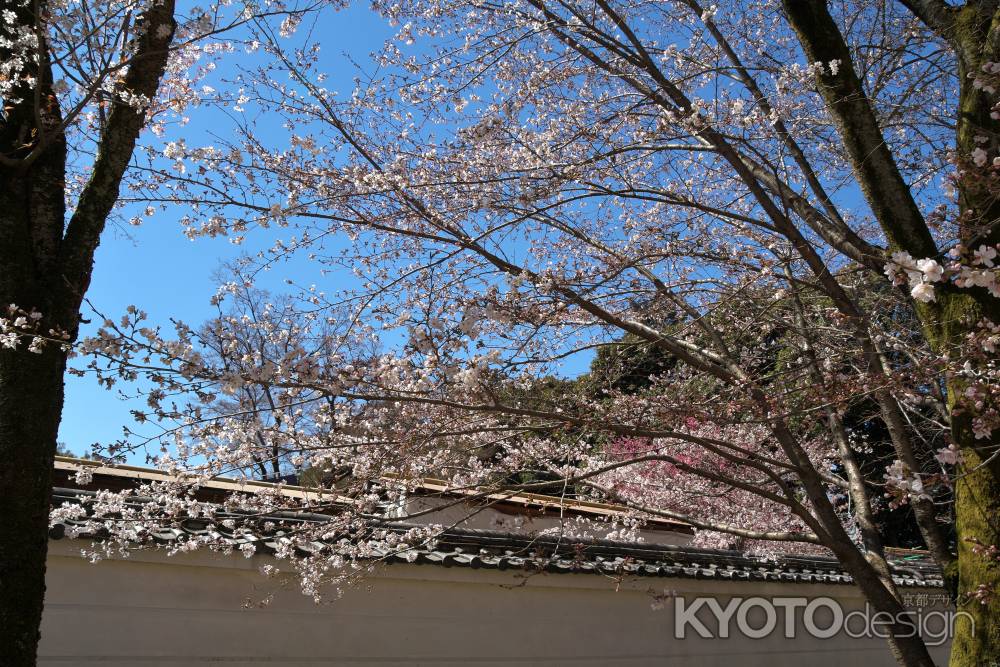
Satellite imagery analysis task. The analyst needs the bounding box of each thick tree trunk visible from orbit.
[784,2,1000,662]
[939,298,1000,667]
[772,419,938,665]
[0,94,70,663]
[948,425,1000,665]
[946,13,1000,660]
[828,540,940,667]
[0,346,67,666]
[0,0,174,659]
[0,134,69,667]
[0,3,71,650]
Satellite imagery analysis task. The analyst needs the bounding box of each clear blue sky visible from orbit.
[58,5,396,457]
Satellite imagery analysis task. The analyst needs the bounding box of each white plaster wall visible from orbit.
[38,540,950,666]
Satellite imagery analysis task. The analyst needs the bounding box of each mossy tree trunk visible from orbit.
[946,7,1000,660]
[785,1,1000,664]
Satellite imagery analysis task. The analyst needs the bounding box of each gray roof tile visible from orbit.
[49,487,944,588]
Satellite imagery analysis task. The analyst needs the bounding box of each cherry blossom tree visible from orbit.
[0,0,176,659]
[32,1,1000,666]
[0,0,321,662]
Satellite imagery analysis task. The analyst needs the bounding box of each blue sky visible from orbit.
[57,5,396,457]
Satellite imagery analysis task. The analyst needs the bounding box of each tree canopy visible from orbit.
[5,1,1000,665]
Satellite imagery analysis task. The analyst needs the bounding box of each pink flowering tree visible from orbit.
[16,1,1000,666]
[595,428,835,559]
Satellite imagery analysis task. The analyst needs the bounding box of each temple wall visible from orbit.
[38,540,952,666]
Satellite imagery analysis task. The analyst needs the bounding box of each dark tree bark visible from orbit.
[0,0,175,662]
[784,1,1000,664]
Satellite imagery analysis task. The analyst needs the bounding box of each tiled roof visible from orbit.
[49,487,944,589]
[51,457,691,532]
